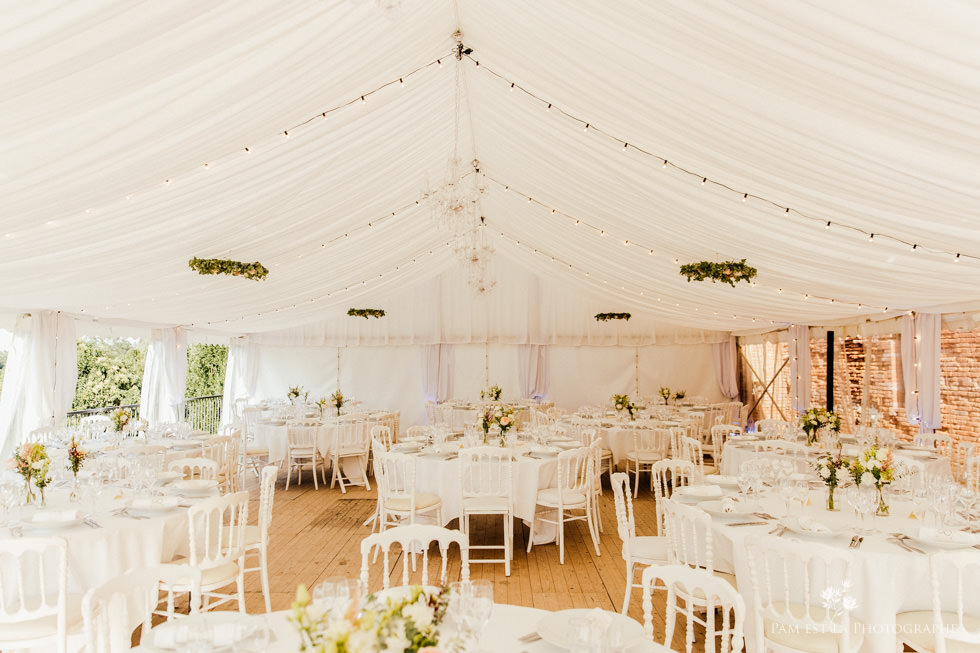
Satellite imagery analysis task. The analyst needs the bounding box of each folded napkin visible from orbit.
[797,517,831,533]
[131,496,180,510]
[721,496,737,513]
[32,510,78,523]
[679,484,722,498]
[918,527,977,544]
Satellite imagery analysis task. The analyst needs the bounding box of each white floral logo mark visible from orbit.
[820,581,858,618]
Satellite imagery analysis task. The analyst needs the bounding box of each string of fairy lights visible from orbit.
[464,54,978,265]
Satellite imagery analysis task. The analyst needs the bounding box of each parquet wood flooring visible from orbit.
[236,470,708,651]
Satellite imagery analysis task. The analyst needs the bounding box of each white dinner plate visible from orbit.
[147,612,262,652]
[899,450,938,459]
[128,496,181,515]
[705,475,739,489]
[779,517,839,538]
[673,485,723,502]
[536,609,644,651]
[171,479,219,495]
[154,471,183,486]
[22,512,83,532]
[698,500,753,519]
[904,529,979,550]
[391,443,421,453]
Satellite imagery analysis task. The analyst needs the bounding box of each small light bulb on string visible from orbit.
[203,163,209,170]
[784,208,790,217]
[283,131,289,139]
[546,103,551,112]
[825,221,831,230]
[510,83,515,91]
[869,233,874,242]
[701,177,706,185]
[662,160,667,169]
[399,78,404,87]
[583,123,589,132]
[673,258,679,265]
[742,194,748,202]
[955,253,961,262]
[623,142,629,151]
[438,59,442,67]
[244,147,251,154]
[911,244,918,252]
[360,96,366,104]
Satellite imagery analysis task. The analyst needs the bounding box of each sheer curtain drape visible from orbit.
[221,336,258,426]
[788,325,810,413]
[0,311,77,460]
[421,344,454,404]
[902,313,942,432]
[139,327,188,426]
[517,344,549,401]
[713,335,739,400]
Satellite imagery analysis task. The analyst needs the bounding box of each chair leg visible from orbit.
[587,506,601,556]
[361,457,370,491]
[557,509,565,564]
[504,512,512,576]
[526,511,536,553]
[285,460,292,490]
[633,463,640,498]
[622,561,634,615]
[237,566,246,613]
[312,458,319,490]
[260,546,272,613]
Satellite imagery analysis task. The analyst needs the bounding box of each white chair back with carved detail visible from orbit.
[168,456,218,481]
[0,536,71,653]
[359,525,469,591]
[652,459,696,535]
[642,564,745,653]
[82,564,202,653]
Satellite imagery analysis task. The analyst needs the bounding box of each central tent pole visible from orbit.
[826,331,834,411]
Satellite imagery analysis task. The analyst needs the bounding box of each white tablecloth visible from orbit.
[701,490,978,653]
[561,417,682,466]
[133,602,664,652]
[410,450,560,544]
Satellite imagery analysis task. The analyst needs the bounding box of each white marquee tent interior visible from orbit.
[1,1,979,451]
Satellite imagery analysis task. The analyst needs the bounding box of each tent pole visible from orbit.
[827,331,834,411]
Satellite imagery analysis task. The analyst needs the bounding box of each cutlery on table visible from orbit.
[848,535,864,549]
[518,632,541,643]
[754,512,778,520]
[768,525,788,537]
[888,537,924,554]
[83,517,103,529]
[729,521,768,527]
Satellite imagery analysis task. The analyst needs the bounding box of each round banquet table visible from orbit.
[720,438,953,480]
[684,487,980,653]
[560,416,683,467]
[407,447,561,544]
[132,602,665,652]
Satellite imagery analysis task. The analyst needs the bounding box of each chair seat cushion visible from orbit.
[764,605,864,653]
[896,610,980,653]
[627,453,663,464]
[165,558,241,589]
[536,488,587,507]
[0,594,84,643]
[626,535,669,563]
[244,524,262,547]
[246,446,269,456]
[385,493,441,512]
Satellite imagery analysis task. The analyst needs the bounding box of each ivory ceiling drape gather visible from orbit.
[0,311,76,460]
[713,335,739,400]
[421,344,454,406]
[517,344,549,401]
[139,327,188,426]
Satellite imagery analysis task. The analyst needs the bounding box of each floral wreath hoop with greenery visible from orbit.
[188,257,268,281]
[595,312,631,322]
[347,308,386,319]
[679,259,756,287]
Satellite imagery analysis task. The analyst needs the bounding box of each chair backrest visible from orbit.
[610,472,637,544]
[186,491,249,570]
[642,564,745,653]
[371,425,393,450]
[0,536,68,652]
[359,525,469,591]
[258,465,278,544]
[745,535,856,652]
[167,456,217,481]
[81,415,113,437]
[555,447,593,500]
[242,406,263,439]
[930,550,980,653]
[286,421,319,448]
[755,419,788,439]
[425,401,438,425]
[335,420,368,455]
[953,442,975,483]
[406,425,428,441]
[662,498,716,572]
[965,456,980,492]
[932,431,953,458]
[459,447,513,505]
[632,427,671,459]
[82,564,202,653]
[200,435,230,466]
[374,448,419,515]
[679,436,708,477]
[27,426,61,444]
[652,459,695,533]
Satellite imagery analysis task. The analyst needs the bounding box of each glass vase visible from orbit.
[826,485,837,511]
[23,477,35,506]
[69,473,80,503]
[876,485,889,516]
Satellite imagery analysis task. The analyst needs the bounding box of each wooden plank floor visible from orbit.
[237,470,708,651]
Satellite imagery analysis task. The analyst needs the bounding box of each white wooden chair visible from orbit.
[405,425,429,441]
[642,564,746,653]
[710,424,742,467]
[167,456,217,481]
[610,472,669,615]
[624,427,671,497]
[371,424,393,451]
[241,406,270,477]
[243,465,278,613]
[81,415,113,439]
[897,549,980,653]
[458,446,514,576]
[527,446,600,564]
[745,535,862,653]
[329,420,370,493]
[966,456,980,492]
[652,458,695,538]
[373,447,442,531]
[424,401,438,425]
[359,524,469,592]
[27,426,61,444]
[661,498,736,590]
[953,442,975,484]
[680,435,718,478]
[0,536,82,653]
[755,418,789,439]
[82,564,201,653]
[166,491,249,613]
[285,421,325,490]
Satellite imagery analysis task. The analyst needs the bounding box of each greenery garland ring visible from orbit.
[595,312,631,322]
[679,259,757,287]
[188,257,268,281]
[347,308,386,319]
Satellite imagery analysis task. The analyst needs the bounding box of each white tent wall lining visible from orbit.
[249,342,725,433]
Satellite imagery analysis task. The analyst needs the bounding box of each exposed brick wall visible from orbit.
[741,328,980,449]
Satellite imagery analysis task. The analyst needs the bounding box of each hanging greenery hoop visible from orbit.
[595,312,631,322]
[679,259,756,287]
[188,257,268,281]
[347,308,386,319]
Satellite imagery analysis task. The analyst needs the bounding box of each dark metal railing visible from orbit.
[65,394,223,434]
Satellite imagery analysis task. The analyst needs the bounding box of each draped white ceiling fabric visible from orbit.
[0,1,978,341]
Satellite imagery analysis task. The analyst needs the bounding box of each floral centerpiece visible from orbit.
[480,385,502,402]
[330,390,345,417]
[799,407,841,446]
[11,442,51,506]
[813,449,849,511]
[110,407,130,433]
[288,386,305,401]
[673,390,686,403]
[481,404,515,442]
[658,387,672,405]
[290,584,450,653]
[612,393,635,420]
[849,443,895,514]
[67,436,87,502]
